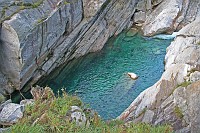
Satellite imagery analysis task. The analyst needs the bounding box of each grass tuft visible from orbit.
[176,81,191,88]
[174,106,184,119]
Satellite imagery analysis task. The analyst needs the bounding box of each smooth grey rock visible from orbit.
[142,0,183,36]
[0,103,24,125]
[0,23,21,92]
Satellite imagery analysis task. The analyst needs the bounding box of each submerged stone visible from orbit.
[126,28,138,37]
[127,72,138,80]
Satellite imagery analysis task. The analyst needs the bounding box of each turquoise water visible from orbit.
[42,32,171,120]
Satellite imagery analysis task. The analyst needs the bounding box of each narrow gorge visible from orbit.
[0,0,200,132]
[41,32,171,120]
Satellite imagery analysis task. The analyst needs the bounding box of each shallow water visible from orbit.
[42,32,171,120]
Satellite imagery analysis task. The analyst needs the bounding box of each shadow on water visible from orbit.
[38,31,172,120]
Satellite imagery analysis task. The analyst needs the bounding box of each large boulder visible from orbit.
[142,0,183,36]
[0,103,24,126]
[140,0,200,36]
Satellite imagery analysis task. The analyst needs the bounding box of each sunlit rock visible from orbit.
[128,72,138,80]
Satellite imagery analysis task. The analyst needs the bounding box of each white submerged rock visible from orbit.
[127,72,138,80]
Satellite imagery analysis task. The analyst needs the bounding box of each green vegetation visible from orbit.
[174,106,184,119]
[176,81,191,88]
[31,0,43,8]
[8,87,173,133]
[37,17,47,24]
[170,81,191,96]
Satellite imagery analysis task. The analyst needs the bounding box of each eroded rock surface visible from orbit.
[134,0,200,36]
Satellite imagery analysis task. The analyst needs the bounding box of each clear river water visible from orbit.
[42,31,172,120]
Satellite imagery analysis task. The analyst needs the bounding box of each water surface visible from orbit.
[42,32,171,120]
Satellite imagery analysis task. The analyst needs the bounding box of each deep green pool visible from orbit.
[42,32,171,120]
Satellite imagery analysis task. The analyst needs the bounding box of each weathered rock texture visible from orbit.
[0,0,137,99]
[83,0,106,19]
[119,17,200,133]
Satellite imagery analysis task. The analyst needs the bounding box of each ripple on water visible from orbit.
[42,32,172,120]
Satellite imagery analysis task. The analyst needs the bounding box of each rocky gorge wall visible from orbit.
[119,0,200,132]
[0,0,137,100]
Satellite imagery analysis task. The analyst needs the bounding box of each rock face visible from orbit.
[0,0,137,98]
[119,18,200,132]
[83,0,106,19]
[132,0,200,36]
